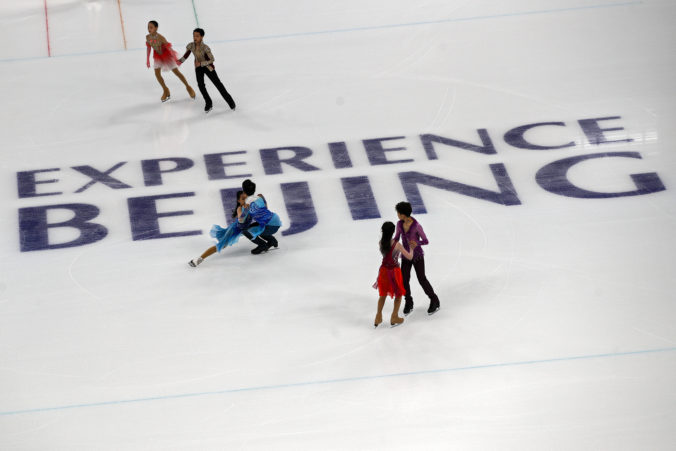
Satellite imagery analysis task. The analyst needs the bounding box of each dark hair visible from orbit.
[395,201,412,217]
[231,190,245,218]
[380,221,395,255]
[148,20,158,28]
[242,179,256,196]
[194,28,205,37]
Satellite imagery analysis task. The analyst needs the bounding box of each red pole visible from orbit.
[44,0,52,56]
[117,0,128,50]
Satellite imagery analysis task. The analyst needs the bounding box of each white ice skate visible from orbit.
[188,257,203,267]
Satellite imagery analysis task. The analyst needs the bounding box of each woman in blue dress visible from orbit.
[188,190,251,267]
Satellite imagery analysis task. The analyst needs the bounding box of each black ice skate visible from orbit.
[205,104,213,114]
[262,235,278,249]
[427,298,440,315]
[250,236,270,255]
[403,299,414,316]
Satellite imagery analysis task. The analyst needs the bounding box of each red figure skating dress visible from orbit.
[146,33,179,71]
[375,241,406,298]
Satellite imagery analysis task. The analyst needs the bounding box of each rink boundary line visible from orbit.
[1,345,674,417]
[210,1,644,45]
[0,0,642,63]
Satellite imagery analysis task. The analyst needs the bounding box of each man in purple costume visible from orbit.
[393,202,441,315]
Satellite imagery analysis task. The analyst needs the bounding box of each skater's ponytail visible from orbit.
[380,221,395,255]
[232,190,245,218]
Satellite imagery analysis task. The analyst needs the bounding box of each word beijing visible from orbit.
[17,116,665,252]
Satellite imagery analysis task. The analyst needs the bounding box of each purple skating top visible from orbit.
[393,217,429,260]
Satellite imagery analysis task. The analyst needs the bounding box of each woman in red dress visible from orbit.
[145,21,195,102]
[374,221,416,328]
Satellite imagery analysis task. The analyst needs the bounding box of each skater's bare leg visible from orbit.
[155,68,170,101]
[172,68,195,98]
[391,297,404,326]
[201,246,217,259]
[189,246,217,267]
[374,296,386,327]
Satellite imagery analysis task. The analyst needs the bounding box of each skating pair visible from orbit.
[187,180,281,267]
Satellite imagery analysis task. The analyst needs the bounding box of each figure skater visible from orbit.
[393,202,441,315]
[145,20,196,102]
[178,28,236,114]
[188,190,251,267]
[240,179,281,254]
[374,221,416,328]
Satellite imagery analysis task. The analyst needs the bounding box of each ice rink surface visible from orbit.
[1,0,675,449]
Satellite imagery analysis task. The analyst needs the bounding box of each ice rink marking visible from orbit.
[211,1,644,44]
[2,1,642,63]
[1,345,674,417]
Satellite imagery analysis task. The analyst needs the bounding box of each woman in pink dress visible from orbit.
[145,20,195,102]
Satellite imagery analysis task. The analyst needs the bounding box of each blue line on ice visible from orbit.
[0,1,642,63]
[1,345,674,417]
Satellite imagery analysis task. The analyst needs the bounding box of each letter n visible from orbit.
[399,164,521,213]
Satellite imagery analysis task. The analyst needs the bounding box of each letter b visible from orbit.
[18,204,108,252]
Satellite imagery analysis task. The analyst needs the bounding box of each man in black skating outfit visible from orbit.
[241,179,282,254]
[179,28,236,114]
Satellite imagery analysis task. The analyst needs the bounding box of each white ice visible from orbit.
[1,0,675,449]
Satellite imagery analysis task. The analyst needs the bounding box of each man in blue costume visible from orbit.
[241,179,282,254]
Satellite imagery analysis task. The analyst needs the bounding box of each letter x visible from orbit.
[72,162,132,193]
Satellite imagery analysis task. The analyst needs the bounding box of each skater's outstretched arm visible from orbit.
[146,42,151,68]
[178,44,192,65]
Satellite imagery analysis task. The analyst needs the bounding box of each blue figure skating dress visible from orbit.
[210,207,252,252]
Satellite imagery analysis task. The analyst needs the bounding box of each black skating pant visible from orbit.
[243,225,280,243]
[195,66,236,109]
[401,256,439,304]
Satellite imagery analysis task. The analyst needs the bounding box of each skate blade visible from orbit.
[390,322,403,328]
[161,97,170,103]
[427,307,440,316]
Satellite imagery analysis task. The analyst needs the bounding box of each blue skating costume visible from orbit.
[245,196,282,239]
[209,206,252,252]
